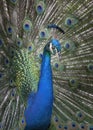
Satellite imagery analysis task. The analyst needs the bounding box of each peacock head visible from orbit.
[44,38,61,58]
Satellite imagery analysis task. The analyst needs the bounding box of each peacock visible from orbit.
[0,0,93,130]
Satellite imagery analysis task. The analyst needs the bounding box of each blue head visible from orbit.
[44,38,61,58]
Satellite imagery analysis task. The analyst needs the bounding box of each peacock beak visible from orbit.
[50,43,54,54]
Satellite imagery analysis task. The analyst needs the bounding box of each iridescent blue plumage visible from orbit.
[24,39,61,130]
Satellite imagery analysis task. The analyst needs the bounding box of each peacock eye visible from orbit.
[48,44,50,47]
[23,19,32,32]
[40,31,45,37]
[64,126,68,130]
[54,116,58,122]
[0,38,4,47]
[58,124,62,128]
[39,54,43,59]
[4,58,9,66]
[81,126,84,129]
[36,1,45,14]
[21,119,25,124]
[0,73,3,79]
[72,123,76,127]
[52,45,55,49]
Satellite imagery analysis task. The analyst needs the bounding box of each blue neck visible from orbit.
[38,50,52,91]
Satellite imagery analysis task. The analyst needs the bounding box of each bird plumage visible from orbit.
[24,42,53,130]
[0,0,93,130]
